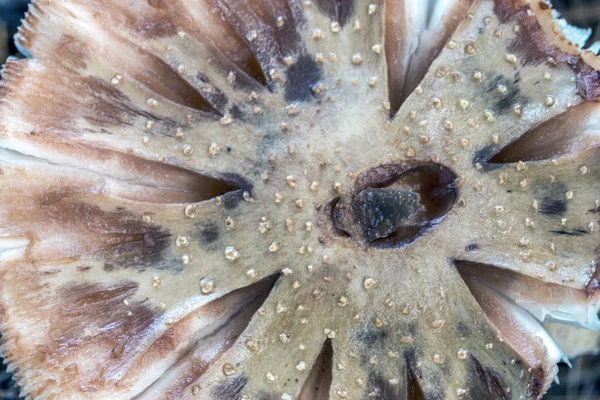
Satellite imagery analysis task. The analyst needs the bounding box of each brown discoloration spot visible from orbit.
[197,220,220,248]
[57,282,159,386]
[494,0,600,100]
[89,0,176,39]
[585,246,600,295]
[468,356,509,400]
[16,6,218,114]
[56,34,89,69]
[527,367,546,399]
[493,0,530,24]
[211,375,248,400]
[538,1,550,10]
[0,59,175,132]
[313,0,355,26]
[577,65,600,100]
[38,193,173,271]
[82,77,162,127]
[6,279,161,396]
[284,53,323,103]
[465,243,479,252]
[505,11,566,66]
[131,16,176,39]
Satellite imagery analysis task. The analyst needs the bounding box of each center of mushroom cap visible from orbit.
[333,188,424,243]
[329,162,460,249]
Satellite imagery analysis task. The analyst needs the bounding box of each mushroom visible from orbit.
[0,0,599,399]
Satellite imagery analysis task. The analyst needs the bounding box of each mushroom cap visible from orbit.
[1,0,600,399]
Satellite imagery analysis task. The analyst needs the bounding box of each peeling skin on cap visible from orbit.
[1,0,600,399]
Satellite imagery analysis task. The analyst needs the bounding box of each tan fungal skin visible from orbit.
[0,0,600,399]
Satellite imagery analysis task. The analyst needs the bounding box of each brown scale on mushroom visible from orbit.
[0,0,599,399]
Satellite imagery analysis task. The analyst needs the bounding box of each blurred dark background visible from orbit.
[1,0,600,399]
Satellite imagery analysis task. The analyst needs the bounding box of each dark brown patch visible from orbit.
[131,16,176,39]
[532,181,568,218]
[540,197,567,216]
[93,0,177,39]
[314,0,355,26]
[465,243,479,252]
[56,34,89,69]
[219,173,254,210]
[486,73,527,115]
[457,321,472,337]
[284,53,322,102]
[198,221,220,247]
[493,0,530,24]
[38,193,173,271]
[54,281,161,384]
[17,2,214,112]
[82,77,164,128]
[207,0,285,90]
[468,356,508,400]
[527,367,546,399]
[1,62,178,133]
[493,3,600,100]
[473,144,501,172]
[220,190,244,210]
[354,324,387,346]
[211,375,248,400]
[550,228,588,236]
[577,65,600,100]
[585,246,600,295]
